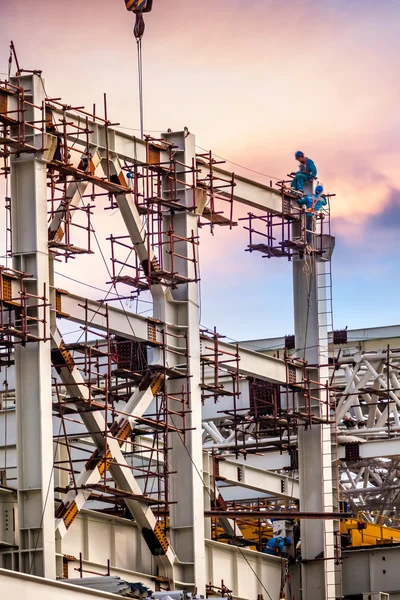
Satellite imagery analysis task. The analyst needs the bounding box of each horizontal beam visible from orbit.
[58,291,299,384]
[198,163,284,214]
[233,452,292,471]
[51,108,165,165]
[52,110,285,215]
[214,339,301,383]
[57,291,151,343]
[217,486,269,502]
[0,569,121,600]
[338,437,400,460]
[216,457,299,499]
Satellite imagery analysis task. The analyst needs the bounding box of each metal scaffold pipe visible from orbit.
[205,511,352,520]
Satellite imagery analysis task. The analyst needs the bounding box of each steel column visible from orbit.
[11,75,56,578]
[293,242,337,598]
[154,131,206,592]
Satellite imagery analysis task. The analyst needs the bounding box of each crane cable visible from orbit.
[134,13,146,138]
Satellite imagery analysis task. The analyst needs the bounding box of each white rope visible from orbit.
[137,38,144,138]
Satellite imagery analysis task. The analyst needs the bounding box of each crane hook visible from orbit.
[134,12,145,40]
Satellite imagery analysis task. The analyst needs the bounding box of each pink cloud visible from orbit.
[1,0,400,322]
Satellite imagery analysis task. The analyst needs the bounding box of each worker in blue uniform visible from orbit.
[291,151,317,193]
[263,536,292,557]
[297,184,327,244]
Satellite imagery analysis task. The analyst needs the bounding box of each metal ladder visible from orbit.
[316,204,342,599]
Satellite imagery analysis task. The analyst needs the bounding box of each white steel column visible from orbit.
[10,75,56,577]
[154,131,206,592]
[293,249,337,599]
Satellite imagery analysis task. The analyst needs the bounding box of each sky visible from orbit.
[1,0,400,342]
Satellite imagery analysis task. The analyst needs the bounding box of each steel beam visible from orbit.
[56,291,151,343]
[197,163,283,213]
[109,157,161,275]
[52,108,286,215]
[215,457,299,499]
[215,338,301,383]
[50,108,162,165]
[48,150,101,242]
[54,351,164,537]
[51,330,175,577]
[57,292,301,384]
[232,452,292,471]
[338,438,400,460]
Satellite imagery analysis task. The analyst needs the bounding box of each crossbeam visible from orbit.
[56,290,301,384]
[215,456,299,499]
[197,162,284,213]
[50,107,285,214]
[338,437,400,460]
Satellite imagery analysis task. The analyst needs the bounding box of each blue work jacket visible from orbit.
[298,194,327,213]
[300,158,317,179]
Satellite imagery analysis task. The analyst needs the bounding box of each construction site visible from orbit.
[0,2,399,600]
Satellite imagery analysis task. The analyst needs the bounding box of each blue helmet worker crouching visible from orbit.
[263,536,292,557]
[291,151,317,193]
[297,184,327,244]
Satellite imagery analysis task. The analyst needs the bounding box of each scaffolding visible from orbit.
[200,327,241,403]
[242,188,333,261]
[51,306,192,536]
[196,151,237,231]
[0,265,49,349]
[210,364,333,457]
[0,64,345,599]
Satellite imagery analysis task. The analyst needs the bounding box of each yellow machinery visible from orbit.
[341,518,400,547]
[212,520,273,551]
[212,517,400,551]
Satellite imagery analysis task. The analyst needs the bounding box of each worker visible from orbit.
[263,536,292,557]
[297,184,327,244]
[291,151,317,193]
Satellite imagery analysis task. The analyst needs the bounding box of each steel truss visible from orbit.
[332,349,400,523]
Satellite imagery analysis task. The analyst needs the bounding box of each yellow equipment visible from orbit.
[212,519,273,551]
[213,517,400,552]
[341,518,400,548]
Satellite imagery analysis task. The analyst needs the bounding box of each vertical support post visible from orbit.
[153,131,206,592]
[293,204,337,599]
[10,75,56,578]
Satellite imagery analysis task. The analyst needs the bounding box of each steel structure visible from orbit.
[235,328,400,529]
[0,66,391,600]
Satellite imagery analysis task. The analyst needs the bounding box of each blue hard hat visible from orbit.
[295,151,304,159]
[315,184,324,194]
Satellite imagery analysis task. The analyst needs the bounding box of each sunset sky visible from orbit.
[1,0,399,341]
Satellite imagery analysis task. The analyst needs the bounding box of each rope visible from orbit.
[134,12,146,139]
[137,38,144,139]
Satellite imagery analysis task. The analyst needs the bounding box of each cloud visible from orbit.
[2,0,400,338]
[374,190,400,230]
